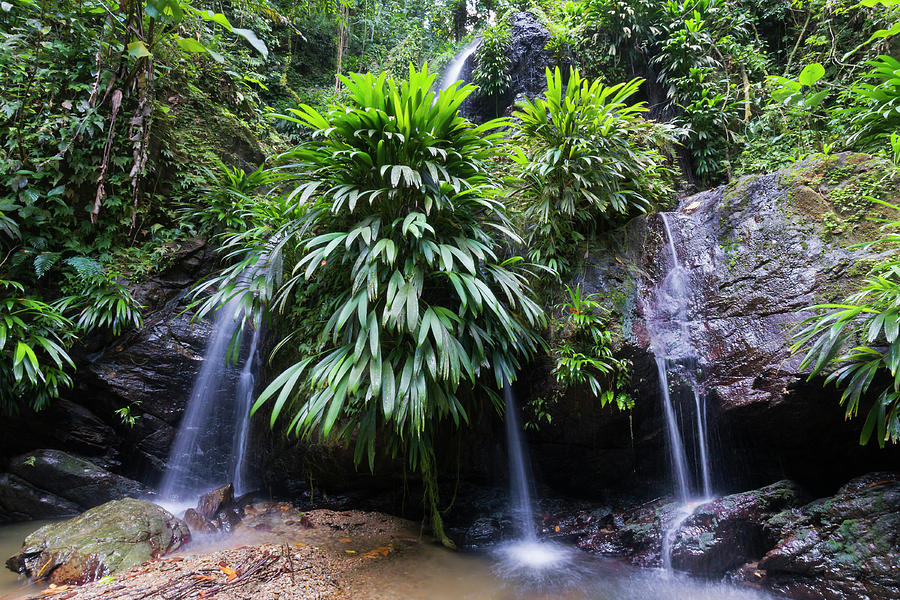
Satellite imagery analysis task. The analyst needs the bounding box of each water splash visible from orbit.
[160,299,262,500]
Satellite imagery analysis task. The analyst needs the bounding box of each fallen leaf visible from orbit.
[193,574,216,581]
[554,526,560,533]
[344,549,357,554]
[219,565,238,581]
[339,538,352,543]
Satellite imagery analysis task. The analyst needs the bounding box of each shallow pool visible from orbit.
[0,521,54,600]
[341,540,779,600]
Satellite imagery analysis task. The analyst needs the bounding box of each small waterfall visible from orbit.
[439,40,479,91]
[645,212,717,571]
[504,384,536,540]
[496,384,570,575]
[160,298,262,501]
[646,213,714,502]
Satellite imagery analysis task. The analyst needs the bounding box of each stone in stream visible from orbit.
[669,480,808,574]
[6,497,190,585]
[196,482,235,520]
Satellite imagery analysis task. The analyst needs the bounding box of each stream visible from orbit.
[0,521,54,599]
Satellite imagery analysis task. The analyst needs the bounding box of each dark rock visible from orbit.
[0,473,81,522]
[670,480,808,575]
[197,483,235,520]
[183,508,217,535]
[6,498,190,585]
[754,472,900,600]
[461,12,565,122]
[8,449,149,509]
[464,517,505,548]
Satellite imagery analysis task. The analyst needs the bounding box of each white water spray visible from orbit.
[439,40,479,91]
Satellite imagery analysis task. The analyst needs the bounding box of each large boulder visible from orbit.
[753,473,900,600]
[6,498,190,585]
[670,480,808,574]
[7,449,149,510]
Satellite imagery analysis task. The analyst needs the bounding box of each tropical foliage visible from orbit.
[200,65,544,545]
[513,67,674,277]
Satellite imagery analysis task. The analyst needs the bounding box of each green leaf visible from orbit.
[177,37,207,54]
[798,63,825,87]
[233,28,268,58]
[127,41,151,58]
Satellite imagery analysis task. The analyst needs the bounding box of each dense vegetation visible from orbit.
[3,0,900,540]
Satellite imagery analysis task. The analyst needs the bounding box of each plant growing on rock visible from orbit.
[552,284,632,410]
[472,20,511,110]
[792,198,900,446]
[204,65,545,547]
[513,67,675,278]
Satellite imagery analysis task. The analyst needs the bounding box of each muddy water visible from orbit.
[0,521,53,600]
[344,542,779,600]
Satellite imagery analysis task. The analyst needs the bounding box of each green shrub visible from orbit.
[513,67,675,277]
[472,21,512,105]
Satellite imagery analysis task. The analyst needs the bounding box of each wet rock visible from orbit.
[575,498,684,567]
[754,472,900,600]
[197,482,235,520]
[464,517,505,548]
[461,12,566,122]
[0,473,81,522]
[183,508,217,535]
[670,480,807,575]
[7,449,149,509]
[6,498,190,585]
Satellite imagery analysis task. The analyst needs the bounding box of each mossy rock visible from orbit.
[6,498,190,585]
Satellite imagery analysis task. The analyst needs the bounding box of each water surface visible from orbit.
[0,521,54,600]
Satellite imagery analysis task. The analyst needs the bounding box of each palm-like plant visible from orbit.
[206,65,544,547]
[792,199,900,447]
[0,280,76,414]
[513,67,674,277]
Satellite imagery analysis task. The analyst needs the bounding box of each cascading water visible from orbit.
[439,40,479,91]
[645,212,715,569]
[160,298,262,501]
[496,384,570,576]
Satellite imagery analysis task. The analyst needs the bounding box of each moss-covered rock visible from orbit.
[6,498,190,585]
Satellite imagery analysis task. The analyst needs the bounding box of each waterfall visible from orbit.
[646,213,714,502]
[160,298,262,501]
[495,384,570,574]
[504,384,536,541]
[439,40,479,91]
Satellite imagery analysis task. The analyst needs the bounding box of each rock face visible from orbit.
[0,240,220,520]
[520,154,900,499]
[8,450,149,507]
[461,12,565,122]
[6,498,190,585]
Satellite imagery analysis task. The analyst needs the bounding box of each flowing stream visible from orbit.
[159,298,262,501]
